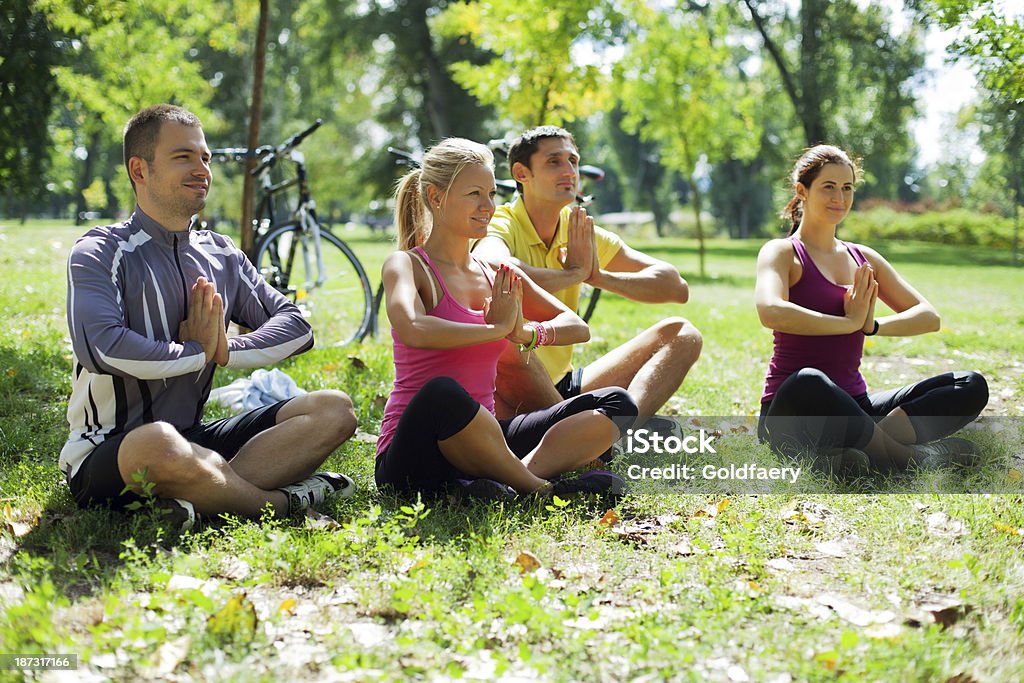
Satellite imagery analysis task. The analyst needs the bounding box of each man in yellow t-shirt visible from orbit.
[474,126,702,419]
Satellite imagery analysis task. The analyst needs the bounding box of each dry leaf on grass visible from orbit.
[514,551,542,574]
[598,509,620,527]
[353,429,379,444]
[993,521,1024,537]
[694,498,730,519]
[304,508,342,530]
[346,354,368,370]
[206,592,258,641]
[816,593,897,627]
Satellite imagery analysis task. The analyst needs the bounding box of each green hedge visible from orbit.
[841,208,1018,249]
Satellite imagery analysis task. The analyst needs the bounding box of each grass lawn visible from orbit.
[1,219,1023,681]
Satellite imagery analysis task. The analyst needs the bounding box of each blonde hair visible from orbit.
[394,138,494,250]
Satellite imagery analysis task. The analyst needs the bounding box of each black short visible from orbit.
[554,367,585,400]
[68,400,291,510]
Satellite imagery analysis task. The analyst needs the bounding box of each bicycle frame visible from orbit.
[255,150,332,295]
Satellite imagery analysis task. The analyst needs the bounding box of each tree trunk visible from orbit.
[690,176,706,279]
[798,0,828,145]
[414,11,452,139]
[241,0,269,258]
[74,131,100,225]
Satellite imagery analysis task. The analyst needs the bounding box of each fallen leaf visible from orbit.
[695,498,730,519]
[167,575,205,591]
[353,430,379,444]
[514,551,542,574]
[815,540,847,558]
[944,674,980,683]
[1008,469,1022,483]
[152,635,191,676]
[926,512,968,537]
[864,622,902,640]
[346,354,368,370]
[817,593,896,627]
[206,592,258,642]
[278,598,298,615]
[672,540,696,557]
[767,557,797,572]
[598,509,620,527]
[993,522,1024,537]
[407,557,429,573]
[304,508,341,530]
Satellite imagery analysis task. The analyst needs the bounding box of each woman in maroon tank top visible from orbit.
[375,138,637,499]
[754,145,988,475]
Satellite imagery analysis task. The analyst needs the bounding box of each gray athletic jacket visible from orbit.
[60,208,313,480]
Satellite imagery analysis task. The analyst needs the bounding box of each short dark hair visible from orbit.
[507,126,578,194]
[123,104,202,192]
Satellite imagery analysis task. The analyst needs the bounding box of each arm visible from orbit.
[516,265,590,346]
[223,247,314,369]
[383,251,514,349]
[474,235,589,293]
[754,239,874,336]
[67,234,208,379]
[858,245,940,336]
[588,243,689,304]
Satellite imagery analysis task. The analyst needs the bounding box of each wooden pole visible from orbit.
[240,0,269,258]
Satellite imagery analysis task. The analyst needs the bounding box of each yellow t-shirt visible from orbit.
[486,198,624,381]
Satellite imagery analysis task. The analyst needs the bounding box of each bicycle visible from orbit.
[211,120,375,346]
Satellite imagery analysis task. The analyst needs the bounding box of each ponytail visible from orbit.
[782,196,803,236]
[394,169,428,251]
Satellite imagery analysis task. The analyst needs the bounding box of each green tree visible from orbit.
[0,1,61,208]
[918,0,1024,101]
[742,0,924,199]
[616,0,761,276]
[433,0,621,128]
[35,0,241,219]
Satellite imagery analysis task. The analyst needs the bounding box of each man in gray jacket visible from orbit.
[61,104,357,530]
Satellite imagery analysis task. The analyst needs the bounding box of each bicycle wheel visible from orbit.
[255,222,374,346]
[578,285,602,323]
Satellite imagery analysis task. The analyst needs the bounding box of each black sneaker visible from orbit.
[278,472,356,515]
[643,416,683,440]
[155,498,197,534]
[813,447,872,479]
[911,438,980,471]
[551,470,626,497]
[454,478,516,501]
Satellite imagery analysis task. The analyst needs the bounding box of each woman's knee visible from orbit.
[958,371,989,412]
[592,387,639,423]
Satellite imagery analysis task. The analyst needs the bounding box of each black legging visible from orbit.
[375,376,638,492]
[757,367,988,458]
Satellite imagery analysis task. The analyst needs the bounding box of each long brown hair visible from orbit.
[393,138,494,251]
[781,145,862,235]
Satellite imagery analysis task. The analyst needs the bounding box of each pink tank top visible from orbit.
[377,247,508,455]
[761,237,869,404]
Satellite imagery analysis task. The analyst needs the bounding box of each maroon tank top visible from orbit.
[761,237,870,404]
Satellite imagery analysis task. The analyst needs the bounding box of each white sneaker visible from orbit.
[278,472,356,515]
[156,498,197,533]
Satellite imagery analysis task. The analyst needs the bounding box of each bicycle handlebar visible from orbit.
[252,118,323,176]
[387,147,420,168]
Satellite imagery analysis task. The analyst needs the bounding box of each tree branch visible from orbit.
[741,0,802,122]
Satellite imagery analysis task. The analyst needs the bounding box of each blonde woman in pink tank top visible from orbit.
[754,145,987,476]
[375,138,637,499]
